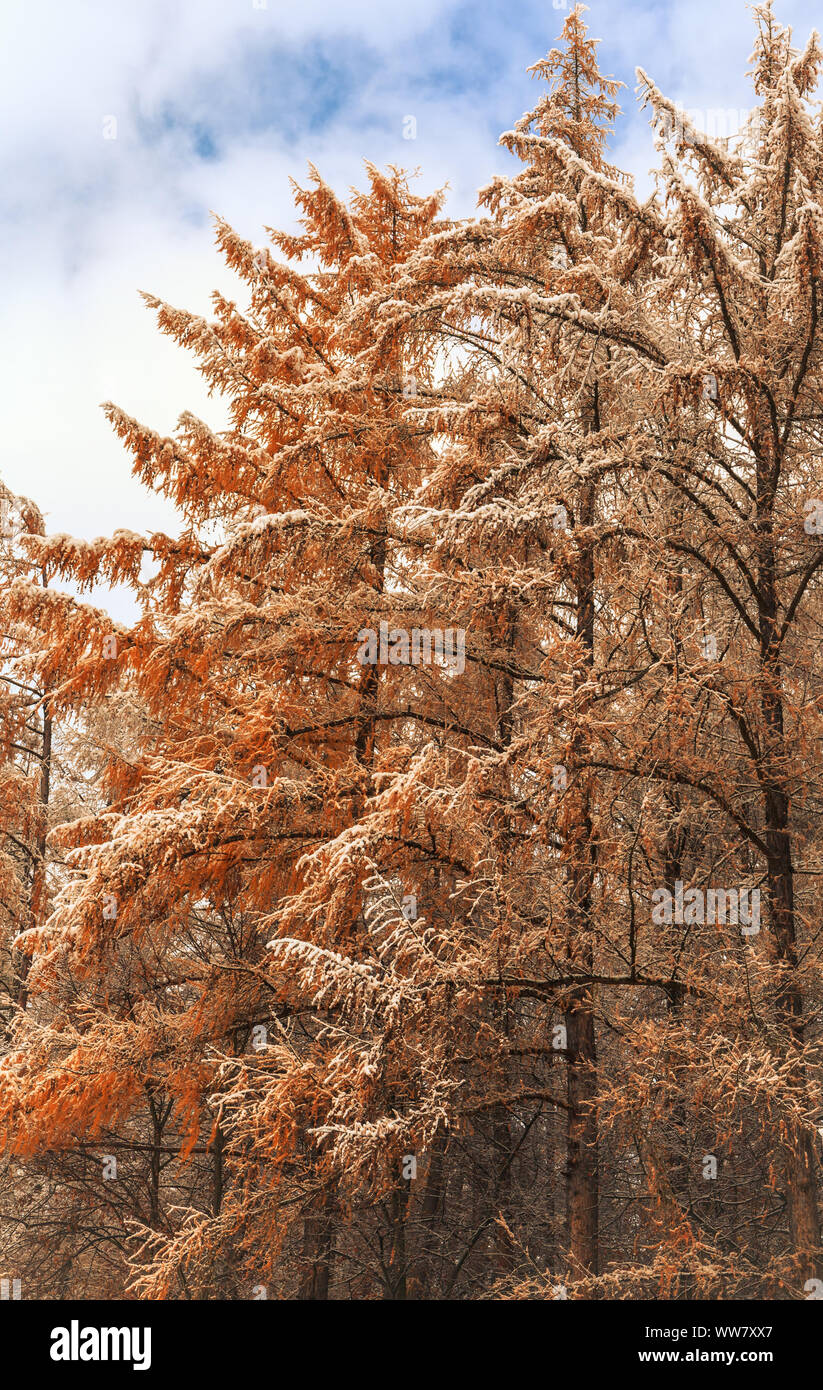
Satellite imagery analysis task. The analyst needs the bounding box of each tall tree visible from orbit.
[0,165,445,1299]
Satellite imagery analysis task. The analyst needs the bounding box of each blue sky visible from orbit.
[1,0,821,615]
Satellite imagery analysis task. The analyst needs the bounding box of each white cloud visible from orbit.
[2,0,822,619]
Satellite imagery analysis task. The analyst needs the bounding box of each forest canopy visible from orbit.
[1,1,822,1301]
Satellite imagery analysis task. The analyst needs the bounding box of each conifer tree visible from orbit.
[0,166,445,1298]
[619,0,823,1283]
[374,2,661,1284]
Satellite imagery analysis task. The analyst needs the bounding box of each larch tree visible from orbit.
[373,1,666,1287]
[0,482,52,1029]
[0,165,446,1299]
[620,0,823,1284]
